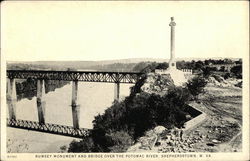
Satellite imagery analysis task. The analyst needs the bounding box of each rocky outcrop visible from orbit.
[141,73,175,96]
[207,75,242,88]
[127,125,206,153]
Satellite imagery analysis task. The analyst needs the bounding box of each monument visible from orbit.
[168,17,177,70]
[156,17,189,86]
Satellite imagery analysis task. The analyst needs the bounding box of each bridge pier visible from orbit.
[71,80,80,129]
[114,82,120,102]
[7,78,17,120]
[37,79,46,124]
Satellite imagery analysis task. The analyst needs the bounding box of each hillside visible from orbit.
[7,57,241,71]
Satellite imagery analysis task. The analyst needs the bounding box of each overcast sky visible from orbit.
[1,1,248,61]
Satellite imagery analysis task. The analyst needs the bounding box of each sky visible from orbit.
[1,1,249,61]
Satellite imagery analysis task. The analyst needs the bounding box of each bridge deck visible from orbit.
[7,119,90,138]
[7,70,143,83]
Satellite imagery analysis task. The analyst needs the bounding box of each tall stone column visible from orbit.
[7,78,17,120]
[169,17,176,69]
[114,82,120,102]
[71,80,80,129]
[37,79,46,124]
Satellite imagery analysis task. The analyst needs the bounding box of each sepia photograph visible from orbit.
[1,1,249,160]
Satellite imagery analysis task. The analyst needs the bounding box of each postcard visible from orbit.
[1,1,249,161]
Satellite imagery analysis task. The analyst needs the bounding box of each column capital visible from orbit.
[169,17,176,27]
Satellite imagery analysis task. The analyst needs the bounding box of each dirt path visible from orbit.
[189,85,242,152]
[167,85,242,152]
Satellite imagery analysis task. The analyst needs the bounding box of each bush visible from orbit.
[106,130,134,152]
[68,137,95,152]
[230,65,242,79]
[212,74,224,82]
[186,76,207,99]
[224,73,231,79]
[156,62,168,70]
[201,67,217,77]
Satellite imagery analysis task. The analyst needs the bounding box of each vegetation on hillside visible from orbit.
[68,61,209,153]
[8,58,241,153]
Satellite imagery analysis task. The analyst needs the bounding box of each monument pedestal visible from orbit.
[156,68,187,86]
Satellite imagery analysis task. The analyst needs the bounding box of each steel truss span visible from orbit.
[7,119,90,138]
[7,70,143,83]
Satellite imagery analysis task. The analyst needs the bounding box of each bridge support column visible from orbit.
[71,81,80,129]
[7,78,17,120]
[114,82,120,102]
[37,79,46,124]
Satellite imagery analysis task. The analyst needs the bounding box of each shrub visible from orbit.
[212,74,224,82]
[201,67,217,77]
[92,87,190,141]
[230,65,242,79]
[224,72,231,79]
[68,137,95,152]
[186,75,207,99]
[106,130,133,152]
[156,62,168,70]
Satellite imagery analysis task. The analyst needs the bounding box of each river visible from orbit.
[7,81,133,153]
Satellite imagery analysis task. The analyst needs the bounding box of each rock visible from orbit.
[155,142,161,146]
[212,139,220,144]
[141,73,175,95]
[154,126,166,135]
[145,130,155,137]
[206,143,215,147]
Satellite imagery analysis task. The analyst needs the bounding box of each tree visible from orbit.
[219,66,225,72]
[223,72,231,79]
[176,60,186,69]
[186,76,207,100]
[201,66,218,77]
[204,60,210,65]
[230,65,242,79]
[235,59,242,65]
[224,58,233,64]
[156,62,168,70]
[194,61,204,70]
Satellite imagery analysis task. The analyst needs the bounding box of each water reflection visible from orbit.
[16,79,69,101]
[11,80,133,129]
[7,80,133,152]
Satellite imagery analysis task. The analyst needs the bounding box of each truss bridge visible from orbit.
[7,70,143,83]
[6,70,143,138]
[7,118,90,138]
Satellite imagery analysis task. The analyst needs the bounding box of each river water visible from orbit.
[7,82,133,153]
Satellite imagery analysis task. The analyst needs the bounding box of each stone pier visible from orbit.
[71,80,80,129]
[7,78,17,120]
[114,82,120,101]
[37,79,46,124]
